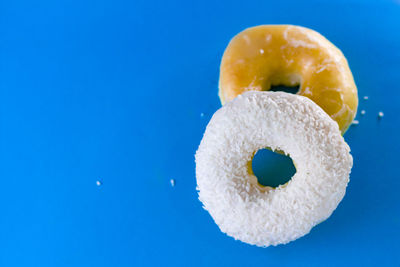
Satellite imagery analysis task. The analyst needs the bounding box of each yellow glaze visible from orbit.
[219,25,358,133]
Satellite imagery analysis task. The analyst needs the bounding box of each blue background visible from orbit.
[1,0,400,266]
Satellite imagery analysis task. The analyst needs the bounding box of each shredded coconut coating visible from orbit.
[195,91,352,247]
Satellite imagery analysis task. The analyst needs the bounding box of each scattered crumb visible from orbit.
[378,111,384,118]
[96,180,102,186]
[363,96,369,100]
[352,120,359,125]
[170,179,175,187]
[361,110,366,115]
[200,113,204,117]
[260,49,264,54]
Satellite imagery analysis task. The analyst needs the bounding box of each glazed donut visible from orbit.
[219,25,358,133]
[195,91,352,247]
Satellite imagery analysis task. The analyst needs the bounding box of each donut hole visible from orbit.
[251,148,296,188]
[268,73,301,94]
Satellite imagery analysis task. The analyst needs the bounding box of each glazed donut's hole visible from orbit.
[268,73,301,94]
[251,148,296,188]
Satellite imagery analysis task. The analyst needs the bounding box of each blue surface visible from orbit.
[1,0,400,266]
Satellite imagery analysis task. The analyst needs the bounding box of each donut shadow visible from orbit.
[258,168,375,253]
[269,84,300,94]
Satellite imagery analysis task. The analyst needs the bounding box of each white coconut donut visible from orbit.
[195,91,352,247]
